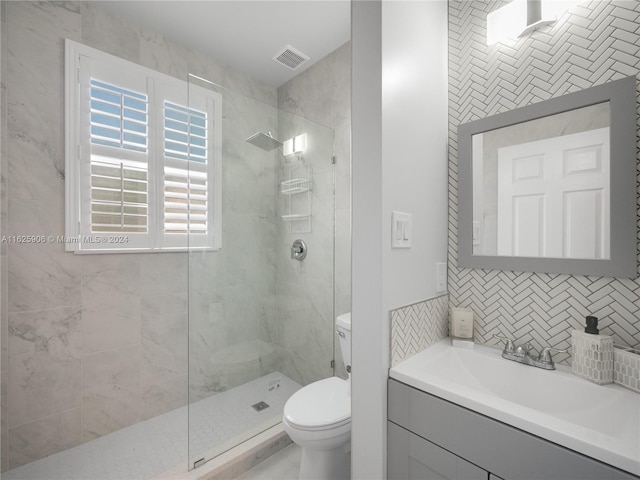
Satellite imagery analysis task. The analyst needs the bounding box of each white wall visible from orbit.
[351,1,385,478]
[351,1,449,478]
[382,0,449,309]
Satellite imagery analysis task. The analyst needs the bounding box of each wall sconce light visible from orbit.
[284,133,307,156]
[294,134,307,153]
[487,0,580,45]
[283,138,294,156]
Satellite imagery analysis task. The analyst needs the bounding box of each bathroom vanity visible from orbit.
[387,340,640,480]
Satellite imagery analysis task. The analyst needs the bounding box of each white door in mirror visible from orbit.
[496,127,609,259]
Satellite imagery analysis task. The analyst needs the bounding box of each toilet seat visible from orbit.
[284,377,350,432]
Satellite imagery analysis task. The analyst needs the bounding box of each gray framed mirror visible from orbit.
[458,75,637,278]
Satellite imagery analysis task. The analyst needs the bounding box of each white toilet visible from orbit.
[283,313,351,480]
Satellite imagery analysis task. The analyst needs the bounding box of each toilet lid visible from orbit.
[284,377,350,431]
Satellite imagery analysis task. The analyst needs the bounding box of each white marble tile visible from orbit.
[141,374,187,421]
[8,243,82,313]
[7,305,81,430]
[8,408,81,470]
[187,251,227,297]
[289,332,333,386]
[329,44,352,128]
[81,255,141,354]
[6,2,80,193]
[8,306,81,358]
[334,122,352,210]
[8,349,81,428]
[82,255,141,299]
[7,135,64,205]
[138,25,189,80]
[188,365,228,403]
[222,67,278,109]
[80,2,140,64]
[82,306,141,356]
[7,195,64,240]
[140,293,188,388]
[138,252,188,296]
[277,69,310,120]
[188,297,228,366]
[187,49,228,93]
[335,207,352,316]
[227,359,261,390]
[277,41,351,130]
[81,345,141,442]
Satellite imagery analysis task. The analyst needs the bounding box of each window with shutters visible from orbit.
[65,40,222,253]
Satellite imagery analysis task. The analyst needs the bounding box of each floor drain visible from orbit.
[252,401,270,412]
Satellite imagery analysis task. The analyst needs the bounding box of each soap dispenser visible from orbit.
[571,316,614,385]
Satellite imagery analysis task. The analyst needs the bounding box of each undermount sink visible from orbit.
[389,339,640,476]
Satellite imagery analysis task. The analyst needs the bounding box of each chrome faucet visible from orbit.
[493,335,567,370]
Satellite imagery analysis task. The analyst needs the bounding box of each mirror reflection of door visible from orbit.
[496,127,610,259]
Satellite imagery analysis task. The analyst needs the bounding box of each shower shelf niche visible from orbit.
[281,164,311,233]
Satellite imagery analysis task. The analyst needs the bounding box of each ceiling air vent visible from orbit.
[272,45,310,71]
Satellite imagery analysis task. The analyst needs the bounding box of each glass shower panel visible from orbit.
[186,74,336,469]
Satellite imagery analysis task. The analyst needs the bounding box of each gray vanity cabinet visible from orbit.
[388,379,639,480]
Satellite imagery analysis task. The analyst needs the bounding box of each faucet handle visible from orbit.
[493,335,515,353]
[515,342,534,356]
[538,347,567,364]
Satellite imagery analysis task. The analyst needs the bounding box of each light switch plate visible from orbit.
[392,211,412,248]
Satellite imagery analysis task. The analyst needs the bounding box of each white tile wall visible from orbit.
[447,0,640,364]
[390,295,449,367]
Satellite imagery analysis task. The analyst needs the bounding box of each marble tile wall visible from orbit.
[2,1,279,471]
[276,42,351,383]
[188,85,280,405]
[271,114,336,385]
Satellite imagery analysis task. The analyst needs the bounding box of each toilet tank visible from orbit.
[336,313,351,371]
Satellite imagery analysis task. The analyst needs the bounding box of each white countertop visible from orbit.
[389,339,640,476]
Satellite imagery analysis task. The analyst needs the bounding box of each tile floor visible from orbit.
[236,444,302,480]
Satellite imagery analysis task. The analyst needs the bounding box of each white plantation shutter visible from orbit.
[90,159,148,233]
[89,80,149,235]
[66,40,221,253]
[163,102,209,236]
[159,84,220,250]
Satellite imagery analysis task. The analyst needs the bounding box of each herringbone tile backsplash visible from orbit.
[390,295,449,366]
[448,0,640,365]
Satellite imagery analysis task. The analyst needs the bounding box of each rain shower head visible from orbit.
[245,131,283,151]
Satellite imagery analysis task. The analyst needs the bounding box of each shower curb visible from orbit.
[154,423,292,480]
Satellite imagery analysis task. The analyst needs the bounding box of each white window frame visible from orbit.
[65,39,222,253]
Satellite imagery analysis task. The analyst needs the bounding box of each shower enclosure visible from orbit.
[0,1,351,477]
[185,75,339,468]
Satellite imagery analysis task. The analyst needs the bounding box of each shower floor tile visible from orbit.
[3,372,300,480]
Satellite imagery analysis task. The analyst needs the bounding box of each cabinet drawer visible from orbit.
[389,421,487,480]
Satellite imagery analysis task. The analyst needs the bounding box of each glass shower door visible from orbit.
[186,74,337,469]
